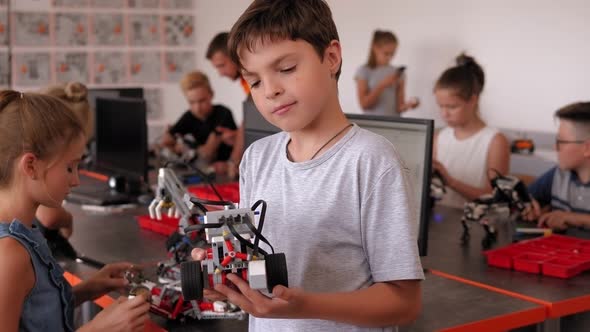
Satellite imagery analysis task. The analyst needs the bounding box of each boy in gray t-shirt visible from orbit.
[192,1,424,331]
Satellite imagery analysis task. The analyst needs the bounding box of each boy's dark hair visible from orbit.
[556,102,590,122]
[228,0,341,80]
[555,102,590,139]
[435,53,485,100]
[206,32,229,59]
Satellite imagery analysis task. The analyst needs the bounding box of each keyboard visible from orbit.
[67,174,130,206]
[67,189,130,206]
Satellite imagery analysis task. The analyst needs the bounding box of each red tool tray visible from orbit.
[136,214,179,236]
[188,182,239,203]
[484,235,590,278]
[136,182,239,236]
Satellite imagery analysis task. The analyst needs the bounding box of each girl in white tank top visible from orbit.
[432,54,510,208]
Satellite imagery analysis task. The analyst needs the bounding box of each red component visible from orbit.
[235,253,248,260]
[225,239,234,252]
[221,255,233,267]
[241,269,248,281]
[221,273,228,286]
[199,302,214,311]
[171,293,186,319]
[207,248,213,259]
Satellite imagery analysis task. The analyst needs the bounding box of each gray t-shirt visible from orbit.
[355,64,401,116]
[239,125,424,332]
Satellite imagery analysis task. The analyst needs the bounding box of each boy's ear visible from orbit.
[324,40,342,76]
[468,94,479,108]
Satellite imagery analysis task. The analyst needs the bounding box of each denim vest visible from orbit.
[0,220,74,332]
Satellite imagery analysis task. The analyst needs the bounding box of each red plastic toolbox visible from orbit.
[484,235,590,279]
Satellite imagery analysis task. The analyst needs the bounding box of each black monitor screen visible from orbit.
[87,88,144,138]
[95,97,148,182]
[346,114,434,257]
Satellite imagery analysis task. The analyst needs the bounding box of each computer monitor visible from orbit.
[346,114,434,257]
[87,88,144,136]
[88,88,144,112]
[94,97,148,184]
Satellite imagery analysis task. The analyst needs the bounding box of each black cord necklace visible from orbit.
[286,123,353,161]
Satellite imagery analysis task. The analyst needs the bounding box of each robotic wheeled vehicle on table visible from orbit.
[148,167,289,303]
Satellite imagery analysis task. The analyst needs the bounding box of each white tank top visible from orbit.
[436,126,499,208]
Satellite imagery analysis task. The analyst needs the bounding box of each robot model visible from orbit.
[126,269,246,321]
[461,173,532,249]
[149,167,215,234]
[180,202,289,301]
[148,167,289,302]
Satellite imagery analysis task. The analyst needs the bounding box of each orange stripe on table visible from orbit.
[429,269,552,308]
[549,294,590,318]
[63,271,114,307]
[79,169,109,182]
[439,307,546,332]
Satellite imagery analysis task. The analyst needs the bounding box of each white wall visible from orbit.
[332,0,590,132]
[170,0,590,134]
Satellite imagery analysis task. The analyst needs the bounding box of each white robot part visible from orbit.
[148,168,203,233]
[213,301,228,313]
[247,260,267,291]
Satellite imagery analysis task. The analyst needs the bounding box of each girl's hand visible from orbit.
[191,248,227,302]
[432,160,453,188]
[80,295,150,332]
[83,262,136,300]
